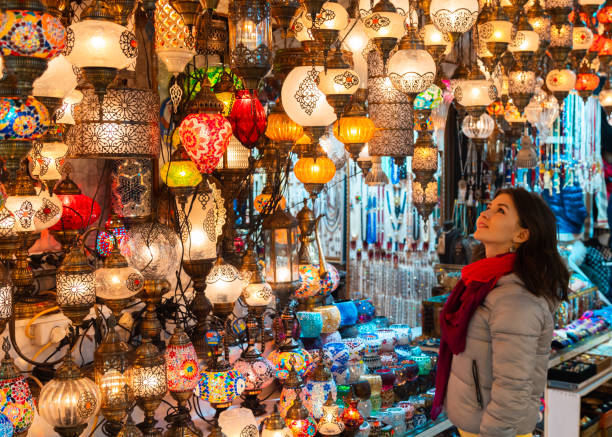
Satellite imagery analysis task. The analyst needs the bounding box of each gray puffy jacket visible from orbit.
[445,273,555,437]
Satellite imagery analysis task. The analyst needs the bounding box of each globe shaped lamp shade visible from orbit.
[294,156,336,198]
[546,68,577,101]
[599,87,612,114]
[56,246,96,326]
[597,3,612,23]
[422,23,453,58]
[219,407,260,437]
[430,0,479,40]
[508,69,537,111]
[282,65,337,127]
[0,8,66,95]
[268,348,313,380]
[198,368,246,408]
[165,327,199,404]
[508,29,540,55]
[29,137,68,183]
[340,19,369,86]
[95,258,144,313]
[205,258,250,314]
[575,71,600,99]
[290,8,314,42]
[265,110,304,146]
[64,3,138,93]
[242,275,274,307]
[317,53,360,115]
[34,188,63,231]
[160,156,203,189]
[4,192,43,233]
[233,355,275,393]
[176,180,226,262]
[286,400,317,437]
[479,15,514,56]
[50,176,101,232]
[38,356,101,435]
[462,113,495,140]
[362,2,405,40]
[452,78,496,114]
[573,26,594,51]
[122,221,182,280]
[295,264,322,299]
[333,116,376,159]
[387,39,437,99]
[228,90,268,148]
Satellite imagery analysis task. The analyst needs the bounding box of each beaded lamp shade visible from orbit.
[366,48,413,158]
[232,355,275,391]
[66,87,160,158]
[198,369,246,406]
[267,348,313,379]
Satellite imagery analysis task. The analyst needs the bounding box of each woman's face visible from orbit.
[474,193,529,255]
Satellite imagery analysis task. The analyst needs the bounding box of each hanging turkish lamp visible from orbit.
[429,0,479,42]
[411,109,438,186]
[178,76,233,174]
[333,94,376,160]
[461,112,495,152]
[546,68,577,101]
[160,146,203,199]
[64,0,138,96]
[205,256,250,318]
[266,104,304,153]
[412,179,438,221]
[38,354,101,437]
[516,131,538,168]
[281,50,336,144]
[33,55,79,117]
[240,244,274,310]
[574,64,601,101]
[290,7,316,54]
[158,46,196,112]
[228,90,268,148]
[310,2,349,58]
[49,172,101,249]
[0,0,65,96]
[570,8,594,69]
[340,18,369,86]
[508,14,540,68]
[479,4,514,58]
[294,152,337,199]
[549,21,573,68]
[452,66,497,117]
[165,327,199,412]
[422,15,452,64]
[388,26,437,104]
[304,355,337,420]
[29,127,68,191]
[318,49,360,117]
[599,77,612,115]
[229,0,273,91]
[4,168,43,233]
[508,67,537,112]
[356,144,372,176]
[0,339,35,436]
[527,0,551,56]
[362,0,405,66]
[94,317,133,434]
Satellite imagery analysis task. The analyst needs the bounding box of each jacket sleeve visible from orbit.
[479,292,545,437]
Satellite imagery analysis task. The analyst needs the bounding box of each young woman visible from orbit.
[431,187,569,437]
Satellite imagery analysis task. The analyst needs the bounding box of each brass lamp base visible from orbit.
[50,229,80,251]
[373,37,398,67]
[486,42,508,59]
[36,96,63,118]
[14,298,59,320]
[54,423,88,437]
[61,304,92,327]
[3,56,48,96]
[82,67,119,98]
[0,139,33,178]
[211,302,234,319]
[241,389,267,416]
[326,94,352,117]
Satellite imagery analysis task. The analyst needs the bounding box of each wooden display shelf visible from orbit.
[548,331,612,369]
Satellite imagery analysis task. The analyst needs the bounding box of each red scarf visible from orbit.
[431,252,517,419]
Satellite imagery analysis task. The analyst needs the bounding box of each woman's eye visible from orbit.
[497,208,504,214]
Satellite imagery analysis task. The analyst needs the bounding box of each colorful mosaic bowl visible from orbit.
[0,10,65,58]
[334,300,358,327]
[0,96,49,140]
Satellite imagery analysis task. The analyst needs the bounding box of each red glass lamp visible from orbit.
[228,90,267,149]
[49,174,101,248]
[575,70,600,100]
[179,77,233,174]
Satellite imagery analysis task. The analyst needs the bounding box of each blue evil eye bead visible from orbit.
[334,300,358,327]
[296,311,323,338]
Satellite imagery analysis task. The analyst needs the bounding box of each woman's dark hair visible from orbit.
[474,187,569,302]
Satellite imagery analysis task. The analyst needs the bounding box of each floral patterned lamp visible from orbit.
[317,396,345,436]
[218,407,260,437]
[56,244,96,326]
[38,354,101,437]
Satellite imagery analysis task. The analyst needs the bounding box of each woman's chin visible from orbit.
[473,228,486,242]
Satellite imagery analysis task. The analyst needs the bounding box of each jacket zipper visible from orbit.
[472,360,484,410]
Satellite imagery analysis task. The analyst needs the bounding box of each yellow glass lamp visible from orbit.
[333,112,376,160]
[160,146,203,202]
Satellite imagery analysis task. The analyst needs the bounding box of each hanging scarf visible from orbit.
[431,252,517,419]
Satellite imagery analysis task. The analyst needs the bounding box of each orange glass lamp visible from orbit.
[333,101,376,160]
[294,155,336,199]
[575,69,600,101]
[340,397,364,437]
[265,105,304,153]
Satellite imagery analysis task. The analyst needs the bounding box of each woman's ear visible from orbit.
[514,228,530,244]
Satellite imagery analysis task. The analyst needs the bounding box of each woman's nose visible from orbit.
[480,209,490,219]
